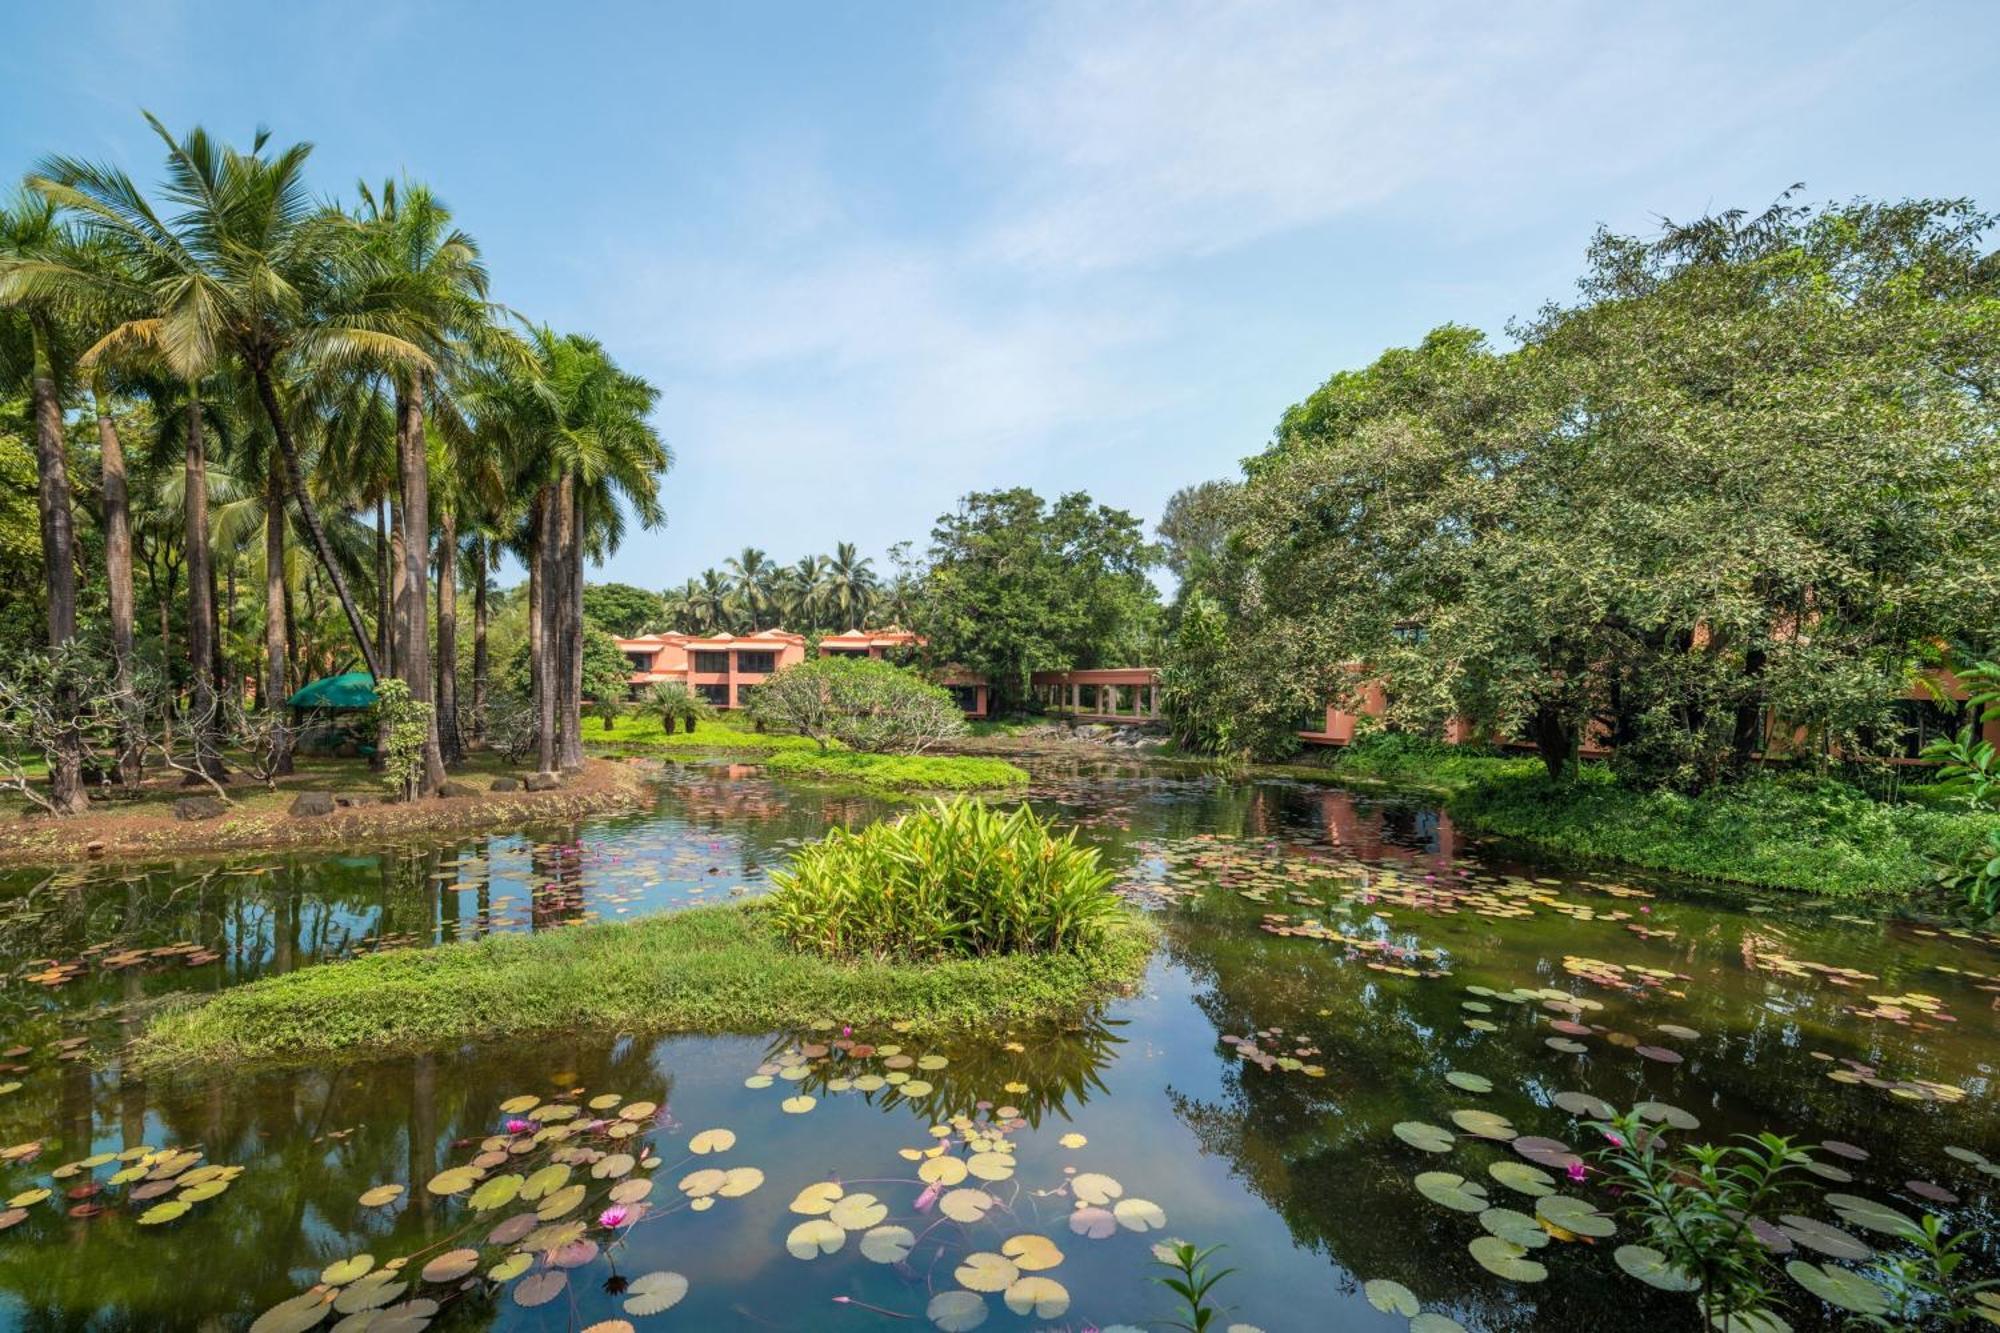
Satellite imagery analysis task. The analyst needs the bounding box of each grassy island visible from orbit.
[134,901,1154,1071]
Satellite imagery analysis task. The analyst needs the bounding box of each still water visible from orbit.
[0,760,1992,1331]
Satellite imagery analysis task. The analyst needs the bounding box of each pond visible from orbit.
[0,760,1992,1331]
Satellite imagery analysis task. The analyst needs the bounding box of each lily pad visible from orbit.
[688,1128,735,1155]
[1363,1279,1420,1316]
[1114,1198,1167,1231]
[861,1224,916,1263]
[1552,1091,1614,1119]
[956,1252,1019,1291]
[322,1254,376,1286]
[1487,1161,1556,1198]
[1786,1260,1889,1315]
[1393,1122,1455,1153]
[941,1188,996,1223]
[1535,1194,1616,1238]
[420,1249,480,1284]
[786,1218,845,1259]
[623,1270,689,1315]
[1071,1172,1123,1206]
[927,1290,988,1332]
[1415,1171,1489,1213]
[249,1291,334,1333]
[1479,1208,1550,1249]
[829,1192,887,1230]
[1445,1072,1493,1093]
[1469,1235,1547,1282]
[1069,1206,1117,1239]
[513,1270,568,1308]
[1614,1244,1700,1292]
[1003,1276,1070,1318]
[1001,1233,1064,1271]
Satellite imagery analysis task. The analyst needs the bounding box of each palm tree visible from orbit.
[27,115,424,686]
[725,547,774,630]
[352,179,497,788]
[825,541,877,631]
[691,569,732,634]
[0,194,89,811]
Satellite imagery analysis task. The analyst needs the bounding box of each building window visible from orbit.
[623,651,652,672]
[735,683,759,708]
[822,647,867,658]
[692,650,728,674]
[736,650,777,674]
[694,683,728,706]
[946,685,981,713]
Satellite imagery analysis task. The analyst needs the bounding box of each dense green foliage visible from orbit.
[1166,197,2000,788]
[581,581,667,636]
[1304,731,1542,793]
[905,487,1159,713]
[747,655,966,753]
[759,750,1028,792]
[134,900,1155,1069]
[767,799,1124,960]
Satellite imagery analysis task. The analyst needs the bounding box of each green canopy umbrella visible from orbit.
[285,672,379,711]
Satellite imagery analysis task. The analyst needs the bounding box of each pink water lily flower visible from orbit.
[505,1118,534,1135]
[1565,1160,1588,1184]
[598,1205,631,1229]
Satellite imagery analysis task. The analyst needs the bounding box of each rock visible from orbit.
[288,792,336,817]
[335,795,379,808]
[524,771,560,792]
[489,776,521,792]
[172,796,227,822]
[437,781,479,798]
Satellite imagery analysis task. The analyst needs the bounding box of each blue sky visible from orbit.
[6,1,1998,592]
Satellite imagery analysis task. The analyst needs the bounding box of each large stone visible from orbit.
[288,791,336,817]
[172,796,227,822]
[524,771,560,792]
[436,781,480,799]
[489,776,521,793]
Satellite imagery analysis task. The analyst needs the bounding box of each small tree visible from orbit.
[0,644,124,814]
[636,681,710,734]
[749,657,966,754]
[371,678,434,802]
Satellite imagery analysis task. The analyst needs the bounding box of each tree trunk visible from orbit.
[435,509,461,764]
[374,499,392,673]
[531,488,554,773]
[28,322,86,815]
[394,382,445,794]
[95,379,140,785]
[263,465,293,775]
[471,538,489,740]
[184,392,226,782]
[556,473,583,772]
[251,364,383,679]
[1530,703,1577,782]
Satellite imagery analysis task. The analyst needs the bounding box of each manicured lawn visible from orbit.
[134,901,1156,1070]
[585,714,820,752]
[759,750,1029,792]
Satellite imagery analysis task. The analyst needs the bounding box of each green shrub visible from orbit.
[766,798,1122,960]
[748,656,966,753]
[761,750,1027,792]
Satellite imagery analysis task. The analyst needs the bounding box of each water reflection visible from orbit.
[0,764,1990,1330]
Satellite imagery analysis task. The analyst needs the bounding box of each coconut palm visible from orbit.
[25,115,423,683]
[825,541,877,631]
[0,192,91,810]
[725,548,774,630]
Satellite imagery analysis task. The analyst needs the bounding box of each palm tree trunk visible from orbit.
[28,320,86,815]
[184,391,225,782]
[94,378,140,786]
[251,364,383,679]
[263,465,293,775]
[471,538,489,741]
[435,509,461,765]
[394,382,445,794]
[556,473,583,771]
[531,486,555,773]
[374,500,392,672]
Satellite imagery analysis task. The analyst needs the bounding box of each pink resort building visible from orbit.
[612,625,993,717]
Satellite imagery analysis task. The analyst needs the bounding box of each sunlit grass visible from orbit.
[759,750,1028,791]
[585,714,820,751]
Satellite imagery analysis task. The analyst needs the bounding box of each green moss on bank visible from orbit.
[759,750,1030,792]
[133,902,1155,1072]
[1296,734,1998,901]
[585,715,819,752]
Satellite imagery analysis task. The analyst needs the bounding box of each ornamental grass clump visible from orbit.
[765,798,1121,961]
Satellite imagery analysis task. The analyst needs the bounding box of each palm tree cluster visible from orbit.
[0,114,669,813]
[659,542,905,635]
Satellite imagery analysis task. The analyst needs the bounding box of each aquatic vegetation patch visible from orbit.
[759,749,1030,792]
[766,799,1124,960]
[238,1084,712,1331]
[132,900,1155,1070]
